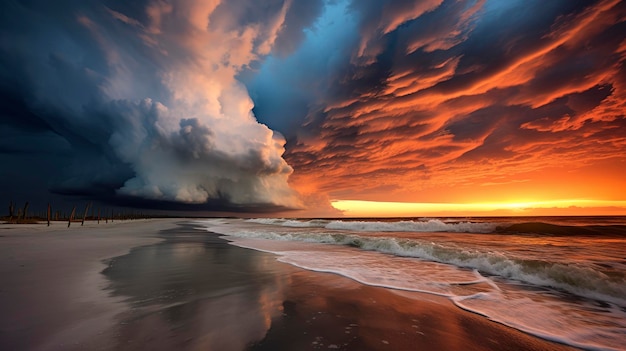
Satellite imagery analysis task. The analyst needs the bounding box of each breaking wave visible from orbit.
[247,218,626,236]
[246,218,499,233]
[220,227,626,305]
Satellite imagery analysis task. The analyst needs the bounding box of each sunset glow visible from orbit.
[331,200,626,217]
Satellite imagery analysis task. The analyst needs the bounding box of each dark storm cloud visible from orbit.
[0,0,324,211]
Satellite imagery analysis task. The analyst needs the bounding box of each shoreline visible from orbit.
[1,220,579,350]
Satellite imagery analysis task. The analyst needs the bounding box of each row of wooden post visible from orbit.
[7,201,144,227]
[64,203,91,227]
[8,200,29,222]
[64,203,118,227]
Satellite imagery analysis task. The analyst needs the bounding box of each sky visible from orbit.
[1,0,625,217]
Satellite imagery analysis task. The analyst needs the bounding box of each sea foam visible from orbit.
[198,218,626,351]
[215,222,626,305]
[247,218,498,233]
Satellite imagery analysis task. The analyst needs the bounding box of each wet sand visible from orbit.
[0,220,578,350]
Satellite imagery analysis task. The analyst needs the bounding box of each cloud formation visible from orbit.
[0,0,309,210]
[1,0,625,213]
[282,0,626,203]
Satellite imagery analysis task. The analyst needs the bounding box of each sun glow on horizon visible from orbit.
[330,199,626,217]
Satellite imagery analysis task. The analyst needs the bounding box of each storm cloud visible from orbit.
[0,0,315,210]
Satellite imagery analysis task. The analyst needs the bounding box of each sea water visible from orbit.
[197,217,626,351]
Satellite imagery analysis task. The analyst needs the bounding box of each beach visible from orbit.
[0,219,168,350]
[1,219,581,350]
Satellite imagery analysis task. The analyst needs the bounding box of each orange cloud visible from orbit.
[287,0,626,215]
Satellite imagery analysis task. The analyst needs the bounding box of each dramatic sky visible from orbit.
[1,0,625,216]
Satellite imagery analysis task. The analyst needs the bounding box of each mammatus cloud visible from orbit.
[283,0,626,203]
[0,0,308,210]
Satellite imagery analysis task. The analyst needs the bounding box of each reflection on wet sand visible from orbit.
[250,272,576,351]
[101,224,293,350]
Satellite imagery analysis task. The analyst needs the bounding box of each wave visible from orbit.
[227,232,626,351]
[246,218,331,228]
[247,218,626,236]
[219,227,626,306]
[246,218,499,233]
[199,218,626,351]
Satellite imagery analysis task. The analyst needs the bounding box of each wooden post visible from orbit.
[8,201,14,222]
[47,203,51,226]
[22,202,29,220]
[81,203,90,226]
[68,206,76,228]
[97,208,101,224]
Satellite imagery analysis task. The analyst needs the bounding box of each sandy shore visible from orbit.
[0,220,578,350]
[0,219,174,350]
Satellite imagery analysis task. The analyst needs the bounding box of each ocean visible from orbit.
[197,216,626,351]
